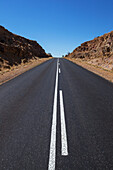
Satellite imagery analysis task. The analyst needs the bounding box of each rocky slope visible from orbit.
[0,26,50,70]
[66,31,113,71]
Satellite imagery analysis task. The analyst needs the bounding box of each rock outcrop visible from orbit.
[66,31,113,71]
[0,26,50,70]
[67,31,113,59]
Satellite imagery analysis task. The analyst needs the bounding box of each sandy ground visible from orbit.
[66,58,113,83]
[0,58,51,85]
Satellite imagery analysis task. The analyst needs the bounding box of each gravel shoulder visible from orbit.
[0,58,51,85]
[65,58,113,83]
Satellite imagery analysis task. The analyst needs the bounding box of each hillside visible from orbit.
[66,31,113,71]
[0,26,50,70]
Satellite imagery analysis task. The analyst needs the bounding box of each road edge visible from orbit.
[65,58,113,83]
[0,58,52,86]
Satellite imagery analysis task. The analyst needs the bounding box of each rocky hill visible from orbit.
[0,26,50,70]
[66,31,113,71]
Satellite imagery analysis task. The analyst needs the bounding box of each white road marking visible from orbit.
[59,68,61,74]
[48,59,59,170]
[59,90,68,156]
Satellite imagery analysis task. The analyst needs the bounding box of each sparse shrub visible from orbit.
[3,65,10,69]
[0,58,3,63]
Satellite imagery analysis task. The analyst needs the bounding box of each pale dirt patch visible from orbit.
[87,56,113,71]
[0,58,52,85]
[65,58,113,83]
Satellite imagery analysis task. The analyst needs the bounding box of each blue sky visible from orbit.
[0,0,113,57]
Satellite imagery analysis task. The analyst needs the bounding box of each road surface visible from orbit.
[0,58,113,169]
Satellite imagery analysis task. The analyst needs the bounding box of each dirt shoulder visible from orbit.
[65,58,113,83]
[0,58,52,85]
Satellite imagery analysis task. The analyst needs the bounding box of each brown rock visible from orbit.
[66,31,113,71]
[0,25,50,70]
[67,31,113,59]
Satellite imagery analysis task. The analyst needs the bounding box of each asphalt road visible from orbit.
[0,58,113,170]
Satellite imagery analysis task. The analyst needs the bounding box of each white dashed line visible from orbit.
[48,59,59,170]
[59,68,61,74]
[59,90,68,156]
[48,60,68,169]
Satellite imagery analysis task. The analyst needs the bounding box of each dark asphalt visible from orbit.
[0,58,113,169]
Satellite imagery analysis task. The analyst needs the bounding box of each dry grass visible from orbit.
[65,58,113,83]
[0,57,52,85]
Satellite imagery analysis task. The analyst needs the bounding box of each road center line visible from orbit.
[48,59,59,170]
[59,68,61,74]
[59,90,68,156]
